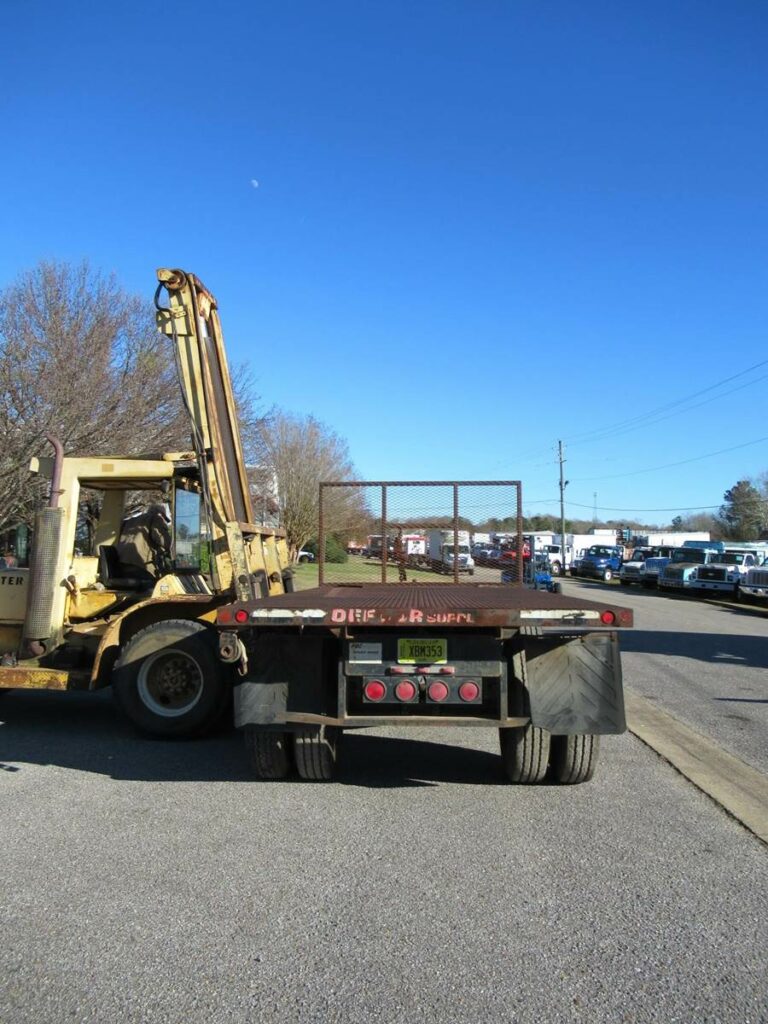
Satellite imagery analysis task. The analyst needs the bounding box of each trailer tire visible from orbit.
[113,619,229,738]
[602,568,613,582]
[549,733,600,784]
[245,727,293,779]
[550,561,562,576]
[499,725,550,784]
[294,726,340,781]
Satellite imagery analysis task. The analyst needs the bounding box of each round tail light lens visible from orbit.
[427,681,449,702]
[234,609,249,624]
[458,681,480,702]
[394,680,417,702]
[364,680,386,702]
[600,610,616,625]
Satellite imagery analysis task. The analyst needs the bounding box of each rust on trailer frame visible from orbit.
[218,582,634,630]
[317,479,525,586]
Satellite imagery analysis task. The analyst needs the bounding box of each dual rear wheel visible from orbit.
[499,723,600,784]
[248,722,597,784]
[245,726,340,781]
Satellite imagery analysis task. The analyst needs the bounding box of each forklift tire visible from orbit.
[602,569,613,582]
[113,619,230,739]
[294,726,340,781]
[499,725,551,784]
[245,727,293,779]
[549,734,600,784]
[551,581,562,594]
[550,561,562,576]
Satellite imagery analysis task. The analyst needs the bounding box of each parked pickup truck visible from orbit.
[658,542,726,591]
[739,563,768,603]
[575,545,623,582]
[620,546,676,587]
[690,547,768,597]
[216,484,633,788]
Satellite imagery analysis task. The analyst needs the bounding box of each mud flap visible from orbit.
[522,633,626,735]
[235,681,288,727]
[233,633,331,728]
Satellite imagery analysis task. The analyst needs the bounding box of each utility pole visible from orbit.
[558,440,568,574]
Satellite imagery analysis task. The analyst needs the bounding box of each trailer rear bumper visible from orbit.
[230,628,626,736]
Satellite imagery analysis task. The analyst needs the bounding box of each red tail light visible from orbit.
[600,610,616,625]
[458,681,480,702]
[427,681,449,702]
[234,609,248,624]
[394,680,417,702]
[364,680,386,702]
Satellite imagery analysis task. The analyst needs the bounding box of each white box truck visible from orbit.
[426,529,475,574]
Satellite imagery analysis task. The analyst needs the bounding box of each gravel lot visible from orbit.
[1,593,767,1024]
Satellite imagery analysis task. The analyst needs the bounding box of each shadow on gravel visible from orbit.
[337,732,505,788]
[620,629,768,668]
[0,689,509,787]
[0,689,250,782]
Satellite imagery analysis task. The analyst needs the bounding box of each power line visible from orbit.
[571,434,768,482]
[569,369,768,450]
[564,356,768,447]
[522,497,721,513]
[567,500,722,513]
[494,354,768,471]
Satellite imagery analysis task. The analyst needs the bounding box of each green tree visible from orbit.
[717,480,767,540]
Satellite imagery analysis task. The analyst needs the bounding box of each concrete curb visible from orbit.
[625,689,768,846]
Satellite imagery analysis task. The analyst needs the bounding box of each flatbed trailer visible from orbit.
[217,581,633,785]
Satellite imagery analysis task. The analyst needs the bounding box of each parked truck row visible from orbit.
[613,539,768,600]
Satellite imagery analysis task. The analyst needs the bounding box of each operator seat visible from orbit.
[98,545,153,591]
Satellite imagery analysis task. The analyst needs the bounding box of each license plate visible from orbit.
[397,638,447,664]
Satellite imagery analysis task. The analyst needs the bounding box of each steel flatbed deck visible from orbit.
[218,583,634,630]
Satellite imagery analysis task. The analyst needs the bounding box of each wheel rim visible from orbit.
[136,648,204,718]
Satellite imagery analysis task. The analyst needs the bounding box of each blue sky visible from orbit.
[2,1,767,524]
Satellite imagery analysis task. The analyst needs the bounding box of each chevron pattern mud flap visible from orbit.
[521,633,626,735]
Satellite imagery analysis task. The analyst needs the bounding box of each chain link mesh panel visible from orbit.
[318,481,523,585]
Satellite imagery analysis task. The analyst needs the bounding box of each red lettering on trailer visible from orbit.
[331,607,474,625]
[331,608,377,624]
[424,611,475,624]
[396,609,424,624]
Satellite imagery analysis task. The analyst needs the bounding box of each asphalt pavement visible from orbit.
[563,577,768,774]
[1,589,767,1024]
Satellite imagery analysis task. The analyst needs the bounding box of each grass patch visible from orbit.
[290,558,458,591]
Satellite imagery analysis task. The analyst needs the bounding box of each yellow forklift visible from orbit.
[0,269,290,736]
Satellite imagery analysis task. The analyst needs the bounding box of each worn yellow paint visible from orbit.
[0,666,71,690]
[68,590,130,620]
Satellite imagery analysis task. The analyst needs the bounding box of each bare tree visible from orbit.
[0,260,188,529]
[254,411,364,558]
